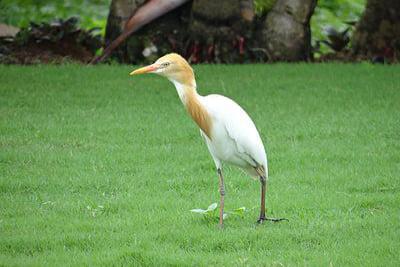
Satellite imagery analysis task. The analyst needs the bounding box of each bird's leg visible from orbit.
[257,176,288,224]
[217,168,225,227]
[257,175,267,222]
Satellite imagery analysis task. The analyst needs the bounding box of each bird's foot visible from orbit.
[257,216,288,224]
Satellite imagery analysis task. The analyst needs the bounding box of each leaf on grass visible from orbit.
[191,203,244,221]
[231,206,247,217]
[190,209,207,214]
[234,207,246,213]
[207,203,218,211]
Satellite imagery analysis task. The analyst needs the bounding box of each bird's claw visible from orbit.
[257,217,288,224]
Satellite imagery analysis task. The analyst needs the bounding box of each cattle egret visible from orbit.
[130,53,285,226]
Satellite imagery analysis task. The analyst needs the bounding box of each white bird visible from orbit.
[130,53,285,226]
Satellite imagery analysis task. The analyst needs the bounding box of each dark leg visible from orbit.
[257,175,288,224]
[257,175,267,222]
[217,168,225,227]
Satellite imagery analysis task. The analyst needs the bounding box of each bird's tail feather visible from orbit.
[255,165,268,180]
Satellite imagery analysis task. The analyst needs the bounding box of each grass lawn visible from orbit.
[0,63,399,266]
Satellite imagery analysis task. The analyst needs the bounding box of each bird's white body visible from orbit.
[130,53,281,226]
[201,94,268,177]
[173,80,268,178]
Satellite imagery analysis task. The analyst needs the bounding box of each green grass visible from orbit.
[1,63,399,266]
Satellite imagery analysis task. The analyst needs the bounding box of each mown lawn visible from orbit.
[0,63,399,266]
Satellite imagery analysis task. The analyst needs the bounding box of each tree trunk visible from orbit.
[263,0,317,61]
[188,0,255,63]
[352,0,400,62]
[104,0,191,64]
[103,0,317,63]
[104,0,146,62]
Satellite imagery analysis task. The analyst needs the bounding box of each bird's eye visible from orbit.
[161,62,170,68]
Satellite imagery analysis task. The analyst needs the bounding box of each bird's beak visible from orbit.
[129,64,158,75]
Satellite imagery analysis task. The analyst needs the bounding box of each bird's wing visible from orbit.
[202,94,268,171]
[200,129,223,169]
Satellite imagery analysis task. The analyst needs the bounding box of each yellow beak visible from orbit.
[129,64,158,75]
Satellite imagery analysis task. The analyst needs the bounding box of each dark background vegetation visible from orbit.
[0,0,366,57]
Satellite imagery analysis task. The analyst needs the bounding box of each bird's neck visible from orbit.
[172,80,197,103]
[172,80,212,139]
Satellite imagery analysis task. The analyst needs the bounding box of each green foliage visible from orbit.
[190,203,248,221]
[0,0,109,34]
[13,17,102,53]
[312,0,366,53]
[254,0,276,15]
[1,63,399,266]
[255,0,367,53]
[312,0,366,34]
[190,203,221,221]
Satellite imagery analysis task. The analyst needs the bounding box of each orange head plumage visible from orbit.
[130,53,195,87]
[130,53,212,139]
